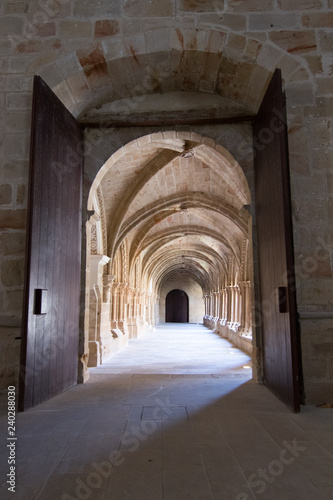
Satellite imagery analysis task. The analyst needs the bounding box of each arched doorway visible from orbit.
[85,131,253,368]
[165,289,189,323]
[19,72,302,411]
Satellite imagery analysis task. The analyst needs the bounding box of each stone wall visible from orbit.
[0,0,332,404]
[204,316,253,357]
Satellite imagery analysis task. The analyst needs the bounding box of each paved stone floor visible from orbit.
[0,323,333,500]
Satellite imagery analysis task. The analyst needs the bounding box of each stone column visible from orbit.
[99,273,116,362]
[146,293,151,325]
[138,291,145,327]
[203,295,208,321]
[233,285,240,331]
[227,287,231,327]
[239,281,252,336]
[117,284,129,334]
[217,290,222,321]
[218,290,222,325]
[215,291,220,319]
[111,283,119,330]
[126,287,134,338]
[220,289,224,323]
[133,290,139,329]
[102,273,114,303]
[213,291,219,329]
[87,256,111,368]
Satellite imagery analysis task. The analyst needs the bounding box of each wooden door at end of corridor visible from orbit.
[166,289,189,323]
[253,69,302,412]
[19,76,83,411]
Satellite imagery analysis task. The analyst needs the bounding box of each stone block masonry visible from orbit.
[0,0,332,405]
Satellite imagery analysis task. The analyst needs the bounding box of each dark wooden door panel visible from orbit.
[253,69,301,412]
[19,76,83,411]
[166,289,189,323]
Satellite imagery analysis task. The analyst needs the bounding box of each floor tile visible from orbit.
[0,324,331,500]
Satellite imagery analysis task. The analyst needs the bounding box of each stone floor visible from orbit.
[0,323,333,500]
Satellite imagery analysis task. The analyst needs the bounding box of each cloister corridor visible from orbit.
[1,323,333,500]
[84,131,255,382]
[89,323,252,375]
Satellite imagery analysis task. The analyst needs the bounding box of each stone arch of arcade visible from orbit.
[85,131,254,371]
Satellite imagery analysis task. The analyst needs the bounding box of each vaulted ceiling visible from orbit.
[90,132,251,295]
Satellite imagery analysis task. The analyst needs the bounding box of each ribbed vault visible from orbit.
[88,131,252,305]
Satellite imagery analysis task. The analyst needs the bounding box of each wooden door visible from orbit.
[253,69,302,412]
[166,289,189,323]
[19,76,83,411]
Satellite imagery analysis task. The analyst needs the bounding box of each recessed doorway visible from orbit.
[165,289,189,323]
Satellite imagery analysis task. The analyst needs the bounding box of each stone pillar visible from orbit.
[232,287,236,326]
[111,283,119,330]
[87,256,111,368]
[126,287,133,338]
[227,286,232,327]
[88,286,101,367]
[102,272,114,303]
[218,288,228,332]
[222,289,226,323]
[117,284,129,334]
[154,294,159,326]
[150,294,155,326]
[218,290,222,324]
[146,293,151,325]
[99,274,116,362]
[127,287,140,339]
[213,291,219,329]
[238,281,252,336]
[138,291,145,326]
[149,294,155,326]
[226,286,232,325]
[133,290,139,334]
[203,295,208,319]
[214,291,219,319]
[233,285,241,331]
[220,289,226,325]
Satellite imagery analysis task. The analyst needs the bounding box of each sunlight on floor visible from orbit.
[89,323,252,379]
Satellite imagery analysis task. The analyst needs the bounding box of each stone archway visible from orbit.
[30,26,314,396]
[84,130,255,377]
[40,28,311,124]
